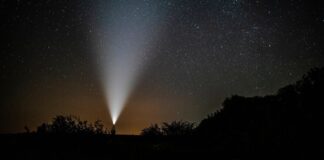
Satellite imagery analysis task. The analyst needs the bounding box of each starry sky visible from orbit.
[1,0,324,134]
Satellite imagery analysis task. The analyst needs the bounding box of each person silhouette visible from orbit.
[111,125,116,135]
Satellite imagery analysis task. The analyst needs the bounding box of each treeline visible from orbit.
[26,67,324,157]
[196,67,324,140]
[140,67,324,155]
[142,67,324,139]
[34,67,324,145]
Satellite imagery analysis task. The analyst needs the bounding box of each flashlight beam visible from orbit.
[93,0,167,124]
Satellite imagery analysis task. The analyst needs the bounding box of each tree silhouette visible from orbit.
[195,67,324,155]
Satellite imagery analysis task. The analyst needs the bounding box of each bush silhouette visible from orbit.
[161,121,195,136]
[141,124,163,136]
[141,121,195,136]
[36,115,108,135]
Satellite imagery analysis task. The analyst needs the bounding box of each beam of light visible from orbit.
[93,1,166,124]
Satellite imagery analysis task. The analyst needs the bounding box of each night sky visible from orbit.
[1,0,324,134]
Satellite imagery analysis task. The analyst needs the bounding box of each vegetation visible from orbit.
[2,67,323,159]
[194,67,324,154]
[141,121,195,136]
[36,115,109,135]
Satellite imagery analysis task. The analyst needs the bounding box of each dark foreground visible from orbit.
[2,68,324,159]
[1,133,322,160]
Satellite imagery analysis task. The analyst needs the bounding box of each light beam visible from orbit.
[93,0,166,124]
